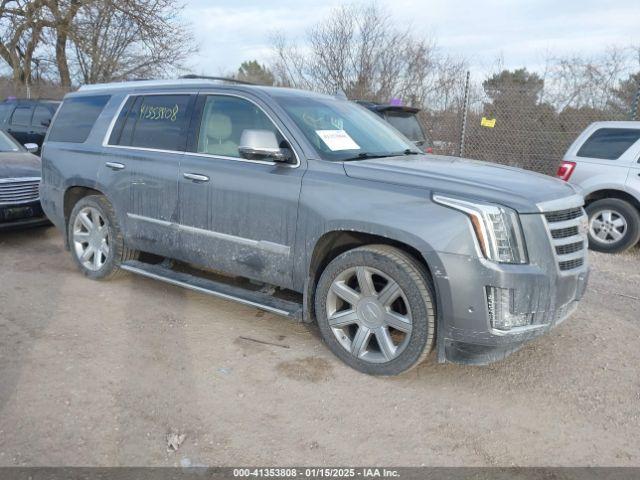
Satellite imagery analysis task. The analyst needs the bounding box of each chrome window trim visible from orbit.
[102,91,301,168]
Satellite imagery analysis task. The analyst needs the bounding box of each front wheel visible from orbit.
[67,195,138,280]
[586,198,640,253]
[314,245,436,376]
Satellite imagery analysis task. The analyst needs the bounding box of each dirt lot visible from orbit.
[0,226,639,467]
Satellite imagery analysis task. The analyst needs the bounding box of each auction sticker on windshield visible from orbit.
[316,129,360,151]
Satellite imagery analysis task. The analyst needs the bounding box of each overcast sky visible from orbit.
[183,0,640,75]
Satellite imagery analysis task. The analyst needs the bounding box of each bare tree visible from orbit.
[0,0,47,89]
[542,46,634,111]
[44,0,84,87]
[270,3,466,106]
[68,0,195,84]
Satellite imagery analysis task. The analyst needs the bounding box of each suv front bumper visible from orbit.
[425,195,590,365]
[432,251,589,365]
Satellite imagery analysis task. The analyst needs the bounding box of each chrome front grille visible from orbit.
[0,177,41,205]
[544,207,588,272]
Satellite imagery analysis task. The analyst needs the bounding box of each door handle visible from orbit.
[105,161,125,170]
[183,172,210,182]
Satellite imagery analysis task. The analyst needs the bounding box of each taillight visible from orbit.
[556,161,576,181]
[425,147,433,153]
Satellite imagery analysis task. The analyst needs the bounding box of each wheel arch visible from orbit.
[63,185,104,227]
[584,189,640,211]
[303,229,438,324]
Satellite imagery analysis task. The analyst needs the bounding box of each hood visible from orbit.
[343,154,576,213]
[0,152,42,179]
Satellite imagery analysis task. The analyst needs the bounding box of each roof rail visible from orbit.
[179,74,255,86]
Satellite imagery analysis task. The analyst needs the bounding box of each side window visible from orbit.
[196,95,282,158]
[0,104,13,122]
[48,95,111,143]
[111,94,191,151]
[32,105,52,127]
[577,128,640,160]
[10,106,32,126]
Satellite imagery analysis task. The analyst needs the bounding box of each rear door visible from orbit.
[7,105,33,145]
[101,92,195,257]
[31,105,55,148]
[177,92,305,288]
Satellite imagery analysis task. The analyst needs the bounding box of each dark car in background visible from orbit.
[356,101,433,152]
[0,130,48,229]
[0,99,61,153]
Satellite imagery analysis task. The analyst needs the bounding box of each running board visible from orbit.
[121,260,303,320]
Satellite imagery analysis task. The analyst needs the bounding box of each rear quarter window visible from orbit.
[109,94,191,151]
[48,95,111,143]
[577,128,640,160]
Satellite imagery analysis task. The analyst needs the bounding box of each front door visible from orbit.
[99,93,194,257]
[178,93,305,288]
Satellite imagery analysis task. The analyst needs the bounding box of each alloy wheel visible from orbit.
[326,266,413,364]
[72,207,110,271]
[590,209,627,244]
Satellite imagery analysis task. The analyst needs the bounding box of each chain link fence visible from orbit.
[0,78,71,101]
[424,73,639,176]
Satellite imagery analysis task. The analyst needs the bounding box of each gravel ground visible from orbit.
[0,226,639,467]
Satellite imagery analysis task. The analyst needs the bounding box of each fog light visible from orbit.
[486,286,533,331]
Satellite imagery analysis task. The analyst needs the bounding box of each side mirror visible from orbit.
[24,143,38,153]
[238,129,291,163]
[41,119,51,127]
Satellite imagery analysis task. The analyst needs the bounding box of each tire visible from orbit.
[585,198,640,253]
[314,244,436,376]
[67,195,138,280]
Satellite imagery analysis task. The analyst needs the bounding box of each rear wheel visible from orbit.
[314,245,435,376]
[67,195,138,279]
[586,198,640,253]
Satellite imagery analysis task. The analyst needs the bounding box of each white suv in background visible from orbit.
[558,121,640,253]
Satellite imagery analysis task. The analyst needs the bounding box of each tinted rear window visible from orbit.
[577,128,640,160]
[0,104,13,122]
[383,113,425,142]
[11,106,32,126]
[109,94,191,151]
[48,95,111,143]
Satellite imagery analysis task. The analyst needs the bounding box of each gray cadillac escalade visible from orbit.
[40,79,590,375]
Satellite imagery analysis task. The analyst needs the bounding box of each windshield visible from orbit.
[383,112,426,143]
[274,95,417,161]
[0,130,20,152]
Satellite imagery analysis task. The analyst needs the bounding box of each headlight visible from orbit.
[433,195,528,264]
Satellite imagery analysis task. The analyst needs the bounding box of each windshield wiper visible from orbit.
[341,149,420,162]
[341,152,393,162]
